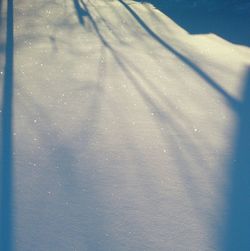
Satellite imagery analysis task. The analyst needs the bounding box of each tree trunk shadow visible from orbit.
[1,0,14,250]
[224,67,250,250]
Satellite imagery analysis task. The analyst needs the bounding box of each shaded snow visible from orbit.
[1,0,250,250]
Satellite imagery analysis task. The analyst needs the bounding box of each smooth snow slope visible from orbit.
[1,0,250,250]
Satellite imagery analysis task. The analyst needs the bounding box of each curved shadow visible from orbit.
[0,0,14,250]
[135,0,250,46]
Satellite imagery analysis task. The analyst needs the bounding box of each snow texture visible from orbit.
[1,0,250,250]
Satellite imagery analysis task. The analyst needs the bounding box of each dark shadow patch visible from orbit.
[0,0,14,250]
[49,35,58,52]
[223,67,250,250]
[73,0,89,25]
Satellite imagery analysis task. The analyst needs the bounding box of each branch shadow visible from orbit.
[136,0,250,47]
[118,0,239,111]
[71,1,249,249]
[73,0,89,25]
[0,0,14,251]
[117,1,250,248]
[223,67,250,250]
[72,0,236,180]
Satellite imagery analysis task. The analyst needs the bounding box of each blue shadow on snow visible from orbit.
[223,67,250,251]
[0,0,14,250]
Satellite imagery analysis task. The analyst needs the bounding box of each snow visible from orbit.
[1,0,250,250]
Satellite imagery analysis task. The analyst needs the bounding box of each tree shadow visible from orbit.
[223,67,250,250]
[136,0,250,47]
[0,0,4,54]
[0,0,14,251]
[0,0,14,250]
[73,0,89,25]
[70,1,249,249]
[113,1,250,249]
[0,0,2,26]
[118,0,238,110]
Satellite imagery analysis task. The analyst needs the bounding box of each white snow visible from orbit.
[1,0,250,250]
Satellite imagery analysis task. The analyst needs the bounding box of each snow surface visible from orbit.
[1,0,250,250]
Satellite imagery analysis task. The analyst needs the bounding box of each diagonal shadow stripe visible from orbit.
[118,0,239,111]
